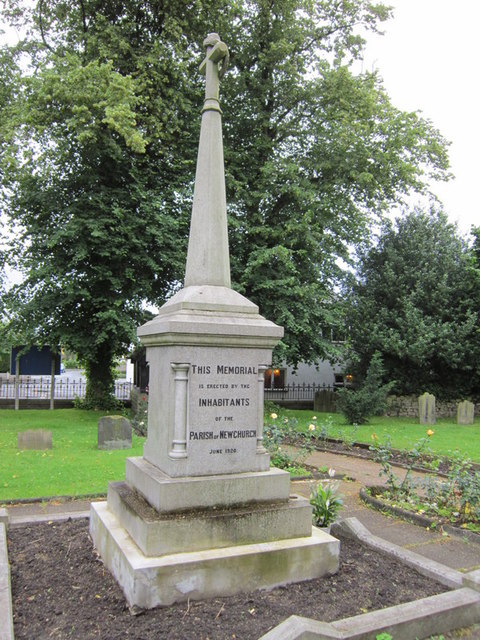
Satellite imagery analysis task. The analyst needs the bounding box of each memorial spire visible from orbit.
[184,33,231,288]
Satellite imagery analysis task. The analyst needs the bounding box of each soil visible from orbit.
[8,518,451,640]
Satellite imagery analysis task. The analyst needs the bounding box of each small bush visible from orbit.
[310,474,343,527]
[336,352,394,424]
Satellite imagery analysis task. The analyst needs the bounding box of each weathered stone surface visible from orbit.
[17,429,52,450]
[90,32,338,612]
[97,416,132,450]
[141,345,275,477]
[125,456,291,512]
[457,400,475,425]
[0,522,14,640]
[108,481,313,556]
[418,392,436,425]
[90,502,339,609]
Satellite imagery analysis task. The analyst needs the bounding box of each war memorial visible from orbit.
[90,33,339,609]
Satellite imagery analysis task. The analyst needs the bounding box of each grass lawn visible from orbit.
[0,409,145,502]
[2,407,480,502]
[270,409,480,463]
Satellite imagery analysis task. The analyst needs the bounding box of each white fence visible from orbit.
[0,376,133,401]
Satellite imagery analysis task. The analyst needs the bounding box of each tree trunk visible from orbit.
[83,346,117,410]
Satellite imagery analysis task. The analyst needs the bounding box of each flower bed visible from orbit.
[361,485,480,544]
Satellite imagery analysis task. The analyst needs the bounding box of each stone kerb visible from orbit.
[17,429,52,450]
[457,400,475,425]
[418,392,436,425]
[97,415,132,450]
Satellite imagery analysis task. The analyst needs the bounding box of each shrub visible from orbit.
[336,352,394,424]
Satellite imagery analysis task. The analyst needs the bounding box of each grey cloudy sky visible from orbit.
[361,0,479,235]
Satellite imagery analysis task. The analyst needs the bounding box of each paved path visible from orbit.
[5,449,480,572]
[291,448,480,573]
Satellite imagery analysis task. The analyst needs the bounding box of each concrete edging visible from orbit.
[0,521,14,640]
[2,512,480,640]
[259,517,480,640]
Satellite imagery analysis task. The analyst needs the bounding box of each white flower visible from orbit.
[308,423,316,432]
[270,412,278,419]
[328,468,336,478]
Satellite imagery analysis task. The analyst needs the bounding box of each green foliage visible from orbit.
[309,477,343,527]
[0,350,9,372]
[0,1,451,406]
[263,411,313,475]
[131,392,149,437]
[346,209,480,399]
[370,433,480,527]
[370,432,435,496]
[221,3,450,367]
[336,352,394,424]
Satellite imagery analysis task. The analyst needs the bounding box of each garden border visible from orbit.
[260,517,480,640]
[360,486,480,546]
[2,511,480,640]
[0,512,14,640]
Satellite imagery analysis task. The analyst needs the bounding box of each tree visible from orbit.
[346,209,480,399]
[336,351,394,424]
[1,0,220,407]
[0,0,451,406]
[218,1,451,366]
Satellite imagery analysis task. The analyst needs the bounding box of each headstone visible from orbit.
[457,400,474,425]
[418,392,436,425]
[90,33,339,610]
[17,429,52,450]
[314,389,336,413]
[97,416,132,450]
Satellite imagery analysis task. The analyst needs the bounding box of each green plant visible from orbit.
[264,412,314,474]
[309,474,343,527]
[370,430,480,530]
[131,393,149,436]
[369,434,403,494]
[376,634,393,640]
[336,352,394,425]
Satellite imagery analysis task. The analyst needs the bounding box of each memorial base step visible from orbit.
[90,501,340,609]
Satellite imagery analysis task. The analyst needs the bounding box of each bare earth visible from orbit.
[8,518,450,640]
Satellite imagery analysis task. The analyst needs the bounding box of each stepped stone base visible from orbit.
[107,481,313,556]
[90,501,340,609]
[125,456,291,512]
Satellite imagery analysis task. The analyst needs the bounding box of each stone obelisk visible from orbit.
[90,33,339,609]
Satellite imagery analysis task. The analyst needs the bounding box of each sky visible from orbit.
[360,0,480,236]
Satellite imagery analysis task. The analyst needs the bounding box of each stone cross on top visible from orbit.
[184,33,231,289]
[200,33,229,107]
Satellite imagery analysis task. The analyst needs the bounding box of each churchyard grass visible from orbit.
[0,409,145,501]
[280,410,480,463]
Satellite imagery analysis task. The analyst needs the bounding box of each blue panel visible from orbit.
[11,346,61,375]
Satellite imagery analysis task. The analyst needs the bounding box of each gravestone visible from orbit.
[457,400,474,425]
[97,416,132,450]
[90,33,339,609]
[418,392,436,425]
[314,388,336,413]
[17,429,52,450]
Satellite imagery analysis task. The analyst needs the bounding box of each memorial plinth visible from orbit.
[90,32,339,609]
